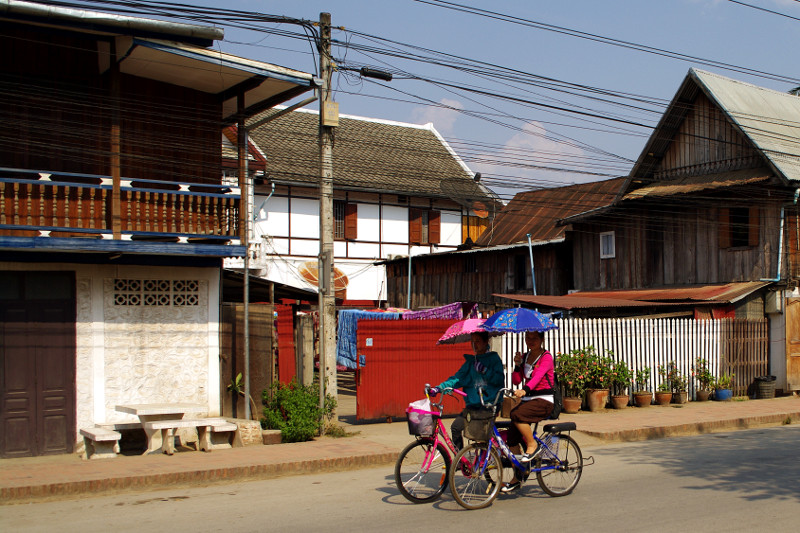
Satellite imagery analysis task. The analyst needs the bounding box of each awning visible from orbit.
[495,281,771,310]
[119,38,316,124]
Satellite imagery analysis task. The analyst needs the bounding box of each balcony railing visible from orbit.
[0,167,240,243]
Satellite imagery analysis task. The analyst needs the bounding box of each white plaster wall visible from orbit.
[292,239,321,256]
[290,198,320,239]
[382,206,409,243]
[357,203,380,241]
[383,244,410,258]
[254,195,289,238]
[440,211,462,246]
[336,261,386,300]
[348,242,381,258]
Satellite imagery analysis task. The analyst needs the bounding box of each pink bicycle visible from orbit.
[395,385,467,503]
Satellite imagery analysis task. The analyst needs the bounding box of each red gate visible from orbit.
[276,304,296,383]
[356,319,470,420]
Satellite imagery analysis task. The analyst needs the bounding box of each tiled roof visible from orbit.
[474,177,626,246]
[245,109,494,202]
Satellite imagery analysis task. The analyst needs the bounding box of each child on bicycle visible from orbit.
[502,330,554,493]
[429,331,504,451]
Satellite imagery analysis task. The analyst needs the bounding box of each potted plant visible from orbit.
[633,367,652,407]
[655,364,673,405]
[714,372,735,401]
[670,367,689,404]
[556,350,586,414]
[583,347,612,412]
[609,358,632,409]
[692,357,714,401]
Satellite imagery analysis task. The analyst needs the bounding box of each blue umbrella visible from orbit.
[483,307,558,333]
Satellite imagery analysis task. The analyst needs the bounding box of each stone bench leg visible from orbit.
[198,426,213,452]
[160,428,177,455]
[84,437,118,460]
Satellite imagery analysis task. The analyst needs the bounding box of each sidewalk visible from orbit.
[2,395,798,504]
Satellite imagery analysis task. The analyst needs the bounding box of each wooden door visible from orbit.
[0,271,76,457]
[787,298,800,392]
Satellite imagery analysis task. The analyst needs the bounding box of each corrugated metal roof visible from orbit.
[474,177,626,246]
[694,69,800,183]
[494,294,671,309]
[623,169,772,200]
[246,109,496,203]
[569,281,770,304]
[494,281,770,310]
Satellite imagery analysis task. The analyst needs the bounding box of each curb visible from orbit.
[1,450,398,504]
[580,412,799,442]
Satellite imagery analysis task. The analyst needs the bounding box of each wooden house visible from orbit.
[224,109,500,302]
[383,178,625,312]
[0,3,314,457]
[542,69,800,390]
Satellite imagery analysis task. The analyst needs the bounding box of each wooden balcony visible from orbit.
[0,167,240,243]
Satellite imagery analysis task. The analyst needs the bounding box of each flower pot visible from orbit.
[610,394,629,409]
[654,391,672,405]
[563,396,582,414]
[633,392,652,407]
[714,388,733,401]
[695,390,711,402]
[672,391,688,404]
[585,388,609,412]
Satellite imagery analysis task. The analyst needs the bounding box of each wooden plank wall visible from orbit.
[220,303,274,418]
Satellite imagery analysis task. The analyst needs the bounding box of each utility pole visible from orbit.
[318,12,337,417]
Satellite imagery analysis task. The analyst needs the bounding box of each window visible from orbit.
[514,254,529,290]
[719,207,759,248]
[409,208,440,245]
[600,231,615,259]
[334,200,357,240]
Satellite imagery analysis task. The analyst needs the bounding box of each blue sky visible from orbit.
[72,1,800,199]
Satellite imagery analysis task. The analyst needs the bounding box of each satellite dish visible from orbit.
[472,201,490,219]
[298,261,349,291]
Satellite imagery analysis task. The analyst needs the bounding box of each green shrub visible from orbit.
[261,379,337,442]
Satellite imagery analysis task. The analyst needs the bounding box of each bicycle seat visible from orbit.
[495,420,512,429]
[543,422,576,433]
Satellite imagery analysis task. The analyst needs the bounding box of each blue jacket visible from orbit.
[438,351,505,408]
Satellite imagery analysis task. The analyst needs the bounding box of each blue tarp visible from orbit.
[336,310,401,369]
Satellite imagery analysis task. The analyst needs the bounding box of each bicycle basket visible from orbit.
[463,407,494,441]
[406,399,434,436]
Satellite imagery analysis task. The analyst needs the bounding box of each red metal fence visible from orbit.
[276,304,296,383]
[356,319,471,420]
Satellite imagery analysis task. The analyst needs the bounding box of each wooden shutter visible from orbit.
[718,208,731,248]
[428,210,441,244]
[344,203,358,240]
[409,208,422,244]
[748,206,759,247]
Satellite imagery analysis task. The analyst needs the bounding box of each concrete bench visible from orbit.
[80,427,122,459]
[142,418,237,455]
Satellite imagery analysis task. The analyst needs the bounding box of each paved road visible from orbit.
[3,425,799,532]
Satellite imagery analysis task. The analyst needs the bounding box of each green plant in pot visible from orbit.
[714,372,735,401]
[555,349,587,413]
[609,358,632,409]
[692,357,714,401]
[633,367,652,407]
[584,347,613,411]
[655,365,674,405]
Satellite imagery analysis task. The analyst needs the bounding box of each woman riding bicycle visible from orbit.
[503,330,554,492]
[429,331,504,451]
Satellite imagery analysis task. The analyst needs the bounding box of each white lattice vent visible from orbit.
[113,279,200,306]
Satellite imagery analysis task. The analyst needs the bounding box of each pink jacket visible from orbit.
[512,350,554,396]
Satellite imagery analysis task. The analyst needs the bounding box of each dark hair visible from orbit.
[474,331,490,342]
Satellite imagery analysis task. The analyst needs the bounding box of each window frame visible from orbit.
[599,231,616,259]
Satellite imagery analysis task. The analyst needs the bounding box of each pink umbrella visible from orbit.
[437,318,497,345]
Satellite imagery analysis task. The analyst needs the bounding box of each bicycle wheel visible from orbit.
[395,438,451,503]
[536,433,583,497]
[449,443,503,510]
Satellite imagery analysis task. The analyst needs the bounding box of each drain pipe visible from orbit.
[762,188,800,282]
[527,233,537,296]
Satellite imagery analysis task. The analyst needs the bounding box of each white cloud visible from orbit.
[410,98,463,134]
[471,121,593,199]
